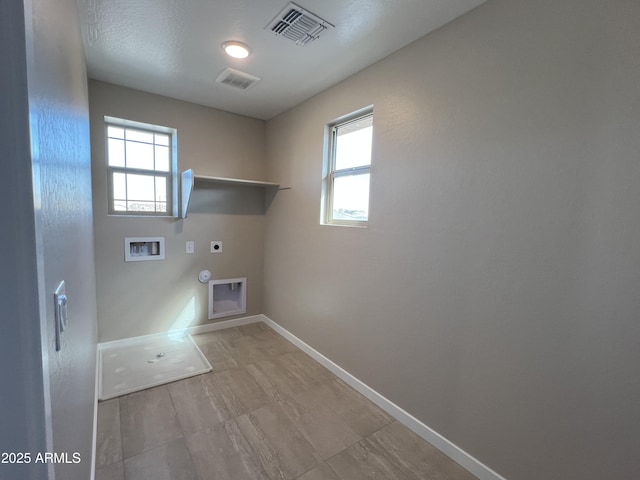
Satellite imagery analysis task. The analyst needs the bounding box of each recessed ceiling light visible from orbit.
[222,41,251,59]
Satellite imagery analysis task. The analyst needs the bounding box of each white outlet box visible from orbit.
[186,241,194,254]
[210,241,223,253]
[208,277,246,319]
[124,237,165,262]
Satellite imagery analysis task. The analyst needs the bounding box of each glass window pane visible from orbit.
[113,200,127,211]
[107,126,124,139]
[112,172,126,200]
[154,133,170,146]
[335,116,373,170]
[126,174,155,201]
[128,201,155,212]
[126,141,154,170]
[154,145,170,171]
[107,138,125,167]
[155,176,167,202]
[332,173,370,222]
[125,129,154,144]
[106,121,175,215]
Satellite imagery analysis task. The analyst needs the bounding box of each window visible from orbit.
[322,109,373,226]
[105,117,177,216]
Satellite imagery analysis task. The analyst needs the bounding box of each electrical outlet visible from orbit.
[186,241,195,254]
[210,241,223,253]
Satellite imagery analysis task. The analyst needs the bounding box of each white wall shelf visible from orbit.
[181,169,289,218]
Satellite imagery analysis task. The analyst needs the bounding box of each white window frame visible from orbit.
[322,107,373,227]
[105,116,178,217]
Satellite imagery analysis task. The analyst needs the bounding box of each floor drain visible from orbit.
[147,353,165,364]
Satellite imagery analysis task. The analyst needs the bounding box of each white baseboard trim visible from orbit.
[90,347,100,480]
[97,315,264,350]
[187,315,263,336]
[261,314,506,480]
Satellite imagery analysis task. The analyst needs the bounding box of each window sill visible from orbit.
[320,222,368,228]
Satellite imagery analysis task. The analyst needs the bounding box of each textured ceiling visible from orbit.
[78,0,486,120]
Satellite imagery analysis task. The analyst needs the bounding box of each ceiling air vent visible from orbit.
[265,2,334,46]
[215,67,261,91]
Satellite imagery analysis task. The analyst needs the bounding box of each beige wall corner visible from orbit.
[89,81,268,342]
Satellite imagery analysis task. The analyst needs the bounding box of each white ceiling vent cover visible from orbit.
[266,2,334,46]
[216,68,261,91]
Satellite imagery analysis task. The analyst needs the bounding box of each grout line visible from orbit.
[173,397,198,480]
[326,460,343,480]
[319,419,397,470]
[117,396,127,480]
[119,386,184,461]
[165,380,187,439]
[227,415,272,480]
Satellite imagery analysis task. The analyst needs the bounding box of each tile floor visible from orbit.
[95,323,478,480]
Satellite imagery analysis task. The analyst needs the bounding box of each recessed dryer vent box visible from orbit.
[124,237,165,262]
[208,277,246,319]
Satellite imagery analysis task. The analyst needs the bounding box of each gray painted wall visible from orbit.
[0,1,51,478]
[90,81,268,342]
[263,0,640,479]
[1,0,98,479]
